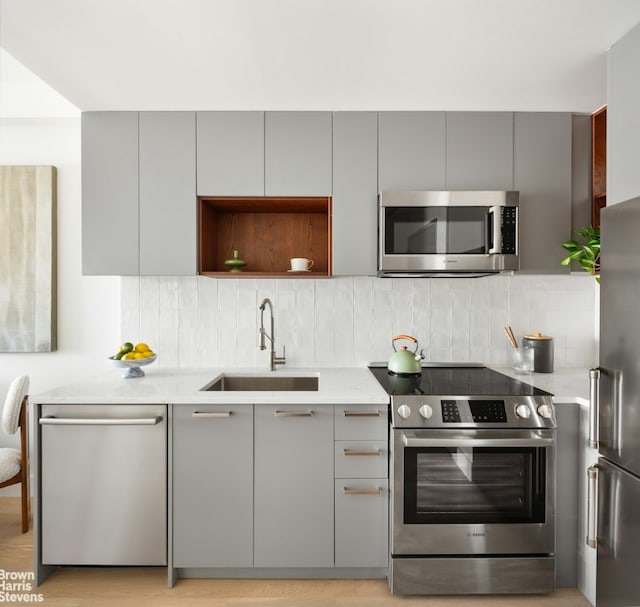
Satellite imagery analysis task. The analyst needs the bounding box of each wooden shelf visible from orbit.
[591,106,606,228]
[198,196,332,276]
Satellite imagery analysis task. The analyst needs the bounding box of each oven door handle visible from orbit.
[401,434,554,448]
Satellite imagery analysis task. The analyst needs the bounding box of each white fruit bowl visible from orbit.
[110,354,157,378]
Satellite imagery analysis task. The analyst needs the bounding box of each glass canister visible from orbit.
[523,332,554,373]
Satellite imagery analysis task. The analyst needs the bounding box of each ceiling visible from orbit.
[1,0,640,113]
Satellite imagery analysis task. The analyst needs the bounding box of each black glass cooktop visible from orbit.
[368,364,553,397]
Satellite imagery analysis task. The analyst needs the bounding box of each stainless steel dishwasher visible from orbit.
[39,404,167,565]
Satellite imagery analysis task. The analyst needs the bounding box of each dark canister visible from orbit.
[523,332,554,373]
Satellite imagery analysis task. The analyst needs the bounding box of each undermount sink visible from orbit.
[200,374,319,392]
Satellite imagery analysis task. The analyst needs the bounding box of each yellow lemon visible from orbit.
[142,351,155,358]
[122,352,137,360]
[133,352,144,359]
[134,342,150,353]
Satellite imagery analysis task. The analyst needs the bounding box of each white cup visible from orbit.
[290,258,314,272]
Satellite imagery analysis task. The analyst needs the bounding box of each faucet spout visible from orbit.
[257,298,286,371]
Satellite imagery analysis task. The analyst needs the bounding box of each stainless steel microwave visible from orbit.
[378,190,519,277]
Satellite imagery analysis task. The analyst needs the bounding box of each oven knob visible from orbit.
[397,404,412,419]
[419,404,433,419]
[537,404,553,419]
[515,403,531,419]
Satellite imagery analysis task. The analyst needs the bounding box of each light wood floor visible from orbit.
[0,498,591,607]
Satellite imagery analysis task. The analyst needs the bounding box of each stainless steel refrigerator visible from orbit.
[588,196,640,607]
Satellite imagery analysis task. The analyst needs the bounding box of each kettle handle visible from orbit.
[392,334,418,353]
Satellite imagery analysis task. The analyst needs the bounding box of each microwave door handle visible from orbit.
[488,206,502,254]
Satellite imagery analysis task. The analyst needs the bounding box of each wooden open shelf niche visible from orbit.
[198,196,332,277]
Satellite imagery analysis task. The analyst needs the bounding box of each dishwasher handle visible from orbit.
[39,415,163,426]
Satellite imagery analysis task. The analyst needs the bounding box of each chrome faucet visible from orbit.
[258,298,286,371]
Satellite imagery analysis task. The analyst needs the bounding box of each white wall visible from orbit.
[0,52,120,475]
[121,273,597,371]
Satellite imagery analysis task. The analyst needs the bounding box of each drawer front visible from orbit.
[335,478,389,568]
[335,441,388,479]
[334,405,388,440]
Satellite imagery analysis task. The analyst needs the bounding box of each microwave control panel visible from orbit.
[501,207,517,254]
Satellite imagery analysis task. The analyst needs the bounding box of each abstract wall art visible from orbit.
[0,165,57,352]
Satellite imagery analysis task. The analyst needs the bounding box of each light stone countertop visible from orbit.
[30,364,590,407]
[30,366,391,406]
[492,367,591,406]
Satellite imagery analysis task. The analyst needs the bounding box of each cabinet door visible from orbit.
[139,112,196,275]
[608,26,640,205]
[514,113,572,273]
[172,404,253,567]
[264,112,332,195]
[332,112,378,276]
[197,111,264,196]
[82,112,139,275]
[254,404,334,567]
[378,111,446,191]
[446,112,514,190]
[335,479,388,567]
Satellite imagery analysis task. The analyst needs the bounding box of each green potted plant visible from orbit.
[561,226,600,282]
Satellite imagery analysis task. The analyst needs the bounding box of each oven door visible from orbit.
[391,428,555,556]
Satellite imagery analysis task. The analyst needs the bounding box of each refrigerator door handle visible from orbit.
[586,464,598,549]
[589,368,600,448]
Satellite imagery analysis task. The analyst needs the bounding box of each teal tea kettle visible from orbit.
[388,334,424,376]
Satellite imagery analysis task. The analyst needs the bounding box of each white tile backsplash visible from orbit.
[120,273,598,370]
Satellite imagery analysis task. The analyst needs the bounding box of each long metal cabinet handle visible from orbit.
[402,435,554,448]
[343,487,384,496]
[192,411,233,418]
[39,416,163,426]
[343,410,381,417]
[589,368,600,448]
[274,410,313,417]
[343,449,381,457]
[586,464,598,549]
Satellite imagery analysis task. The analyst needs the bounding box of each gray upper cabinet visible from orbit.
[254,404,334,567]
[139,112,196,275]
[378,112,446,191]
[445,112,514,190]
[608,24,640,205]
[264,112,332,196]
[172,404,253,568]
[332,112,378,276]
[82,112,139,275]
[514,113,572,273]
[196,112,264,196]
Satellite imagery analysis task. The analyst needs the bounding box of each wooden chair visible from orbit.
[0,375,30,533]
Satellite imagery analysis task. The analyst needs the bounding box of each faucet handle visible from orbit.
[275,345,286,366]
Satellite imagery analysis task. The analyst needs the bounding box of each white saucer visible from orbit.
[287,269,311,272]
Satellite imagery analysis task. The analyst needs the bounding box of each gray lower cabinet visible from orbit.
[172,404,253,567]
[264,112,333,196]
[332,112,378,276]
[378,111,446,191]
[254,404,334,567]
[139,112,196,275]
[82,112,139,275]
[335,479,389,568]
[445,112,514,190]
[333,404,389,569]
[196,111,265,196]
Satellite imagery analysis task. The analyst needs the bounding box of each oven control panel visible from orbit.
[391,395,556,429]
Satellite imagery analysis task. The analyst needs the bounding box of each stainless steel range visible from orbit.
[368,363,556,596]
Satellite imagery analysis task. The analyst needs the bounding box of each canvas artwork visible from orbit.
[0,165,57,352]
